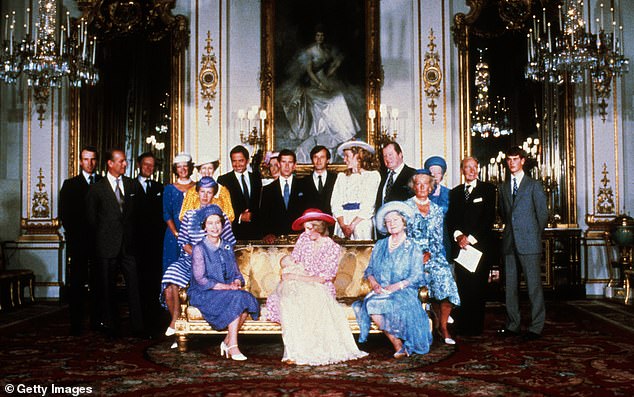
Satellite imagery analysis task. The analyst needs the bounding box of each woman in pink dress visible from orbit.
[266,209,368,365]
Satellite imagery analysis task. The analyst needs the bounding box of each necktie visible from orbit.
[88,175,94,185]
[283,180,290,209]
[465,184,471,201]
[512,178,518,201]
[115,178,124,212]
[384,170,395,202]
[145,179,151,193]
[241,174,249,203]
[318,175,324,194]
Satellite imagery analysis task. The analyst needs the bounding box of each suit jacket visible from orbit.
[59,173,102,256]
[498,175,548,255]
[86,175,140,259]
[217,171,262,240]
[298,170,337,215]
[260,177,306,237]
[446,180,497,261]
[374,164,417,210]
[134,178,165,252]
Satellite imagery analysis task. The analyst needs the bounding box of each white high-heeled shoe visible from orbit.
[226,344,247,361]
[220,341,228,357]
[165,327,176,336]
[444,337,456,345]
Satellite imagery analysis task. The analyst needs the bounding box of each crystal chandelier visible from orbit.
[525,1,629,122]
[0,1,99,125]
[471,49,513,139]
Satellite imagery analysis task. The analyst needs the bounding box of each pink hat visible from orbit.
[291,208,336,231]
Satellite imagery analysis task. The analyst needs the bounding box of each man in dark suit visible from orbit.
[299,145,337,215]
[133,152,165,335]
[498,146,548,341]
[446,157,497,336]
[59,146,102,336]
[86,148,144,337]
[217,145,262,240]
[375,142,416,237]
[261,149,306,242]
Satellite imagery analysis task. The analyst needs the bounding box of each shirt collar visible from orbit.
[512,171,525,186]
[389,162,405,176]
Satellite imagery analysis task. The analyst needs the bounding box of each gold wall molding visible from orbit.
[423,28,442,124]
[199,31,219,125]
[31,168,51,219]
[596,163,615,214]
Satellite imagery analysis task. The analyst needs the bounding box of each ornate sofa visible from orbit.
[174,239,379,352]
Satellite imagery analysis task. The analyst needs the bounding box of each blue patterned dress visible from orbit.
[429,184,451,257]
[406,198,460,306]
[353,238,432,355]
[188,238,260,330]
[162,184,186,273]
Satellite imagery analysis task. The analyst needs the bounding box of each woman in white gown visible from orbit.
[265,209,368,365]
[330,140,381,240]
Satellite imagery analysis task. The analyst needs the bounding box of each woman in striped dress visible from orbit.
[161,177,236,337]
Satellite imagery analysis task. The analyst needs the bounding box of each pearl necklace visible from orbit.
[413,197,430,206]
[177,178,192,185]
[388,235,405,250]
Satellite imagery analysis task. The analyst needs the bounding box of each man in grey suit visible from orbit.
[86,148,144,338]
[498,146,548,341]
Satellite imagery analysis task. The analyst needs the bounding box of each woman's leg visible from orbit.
[371,314,403,352]
[164,284,180,329]
[439,300,453,339]
[226,312,248,356]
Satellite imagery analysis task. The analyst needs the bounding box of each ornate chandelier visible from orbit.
[525,1,629,122]
[0,0,99,125]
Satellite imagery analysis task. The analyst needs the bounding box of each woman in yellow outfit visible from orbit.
[179,157,234,222]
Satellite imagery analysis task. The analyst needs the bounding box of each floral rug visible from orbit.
[1,300,633,396]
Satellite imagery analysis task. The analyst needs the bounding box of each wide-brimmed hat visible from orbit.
[375,201,415,234]
[291,208,336,231]
[195,156,219,168]
[415,168,432,176]
[192,204,225,233]
[423,156,447,173]
[337,140,375,157]
[173,152,192,164]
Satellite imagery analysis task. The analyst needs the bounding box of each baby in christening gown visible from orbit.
[266,254,367,365]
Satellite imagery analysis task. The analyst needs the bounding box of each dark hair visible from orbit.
[105,148,125,162]
[80,146,98,159]
[171,161,194,177]
[278,149,297,163]
[382,142,403,155]
[230,145,250,159]
[310,145,331,160]
[137,151,155,164]
[200,213,223,231]
[505,146,527,159]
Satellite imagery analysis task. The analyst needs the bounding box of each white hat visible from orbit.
[173,152,192,164]
[375,201,415,234]
[337,140,375,157]
[195,156,219,168]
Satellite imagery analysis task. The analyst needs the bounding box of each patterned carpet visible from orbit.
[1,300,634,396]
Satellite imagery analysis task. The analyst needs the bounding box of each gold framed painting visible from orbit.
[261,0,381,168]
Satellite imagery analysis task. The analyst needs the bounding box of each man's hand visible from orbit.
[240,209,252,223]
[457,234,470,249]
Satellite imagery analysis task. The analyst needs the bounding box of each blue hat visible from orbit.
[192,204,225,233]
[197,176,218,189]
[424,156,447,173]
[375,201,415,234]
[415,168,432,176]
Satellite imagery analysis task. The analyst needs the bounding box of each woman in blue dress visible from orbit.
[162,153,196,273]
[188,205,260,361]
[424,156,451,257]
[353,201,432,358]
[406,170,460,345]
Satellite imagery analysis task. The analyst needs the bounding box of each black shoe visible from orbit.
[496,328,519,337]
[521,331,541,341]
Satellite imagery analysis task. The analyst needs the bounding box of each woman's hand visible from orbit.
[385,281,406,293]
[231,279,242,289]
[341,223,354,239]
[423,251,431,264]
[212,283,238,290]
[281,273,295,282]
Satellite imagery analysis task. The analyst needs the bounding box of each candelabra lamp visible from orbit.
[237,107,267,154]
